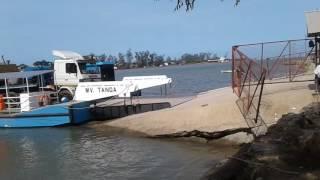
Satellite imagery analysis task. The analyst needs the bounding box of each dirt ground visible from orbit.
[205,102,320,180]
[95,79,316,144]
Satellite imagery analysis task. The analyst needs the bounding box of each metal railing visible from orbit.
[2,91,58,114]
[232,39,315,136]
[233,39,314,82]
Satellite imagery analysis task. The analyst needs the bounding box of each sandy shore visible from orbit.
[94,78,316,143]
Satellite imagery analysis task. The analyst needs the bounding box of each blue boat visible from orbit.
[0,101,93,128]
[0,70,93,128]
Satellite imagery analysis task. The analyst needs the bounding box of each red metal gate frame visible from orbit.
[232,38,314,136]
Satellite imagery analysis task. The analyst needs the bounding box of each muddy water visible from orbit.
[0,63,235,179]
[0,127,237,180]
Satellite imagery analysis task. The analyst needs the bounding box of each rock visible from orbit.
[301,172,318,180]
[206,102,320,180]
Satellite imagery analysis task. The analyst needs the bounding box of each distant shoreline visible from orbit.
[115,61,231,71]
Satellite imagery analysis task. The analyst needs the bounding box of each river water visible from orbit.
[116,63,232,96]
[0,63,233,180]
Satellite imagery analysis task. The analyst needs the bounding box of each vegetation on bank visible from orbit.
[12,50,227,70]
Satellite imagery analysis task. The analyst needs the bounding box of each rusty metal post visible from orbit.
[239,61,251,97]
[289,40,292,82]
[255,71,266,123]
[316,37,319,66]
[247,70,251,113]
[232,46,235,92]
[261,43,264,74]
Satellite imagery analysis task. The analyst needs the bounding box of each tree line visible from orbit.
[18,50,223,70]
[85,49,223,69]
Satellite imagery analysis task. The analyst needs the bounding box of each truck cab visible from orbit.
[52,50,103,101]
[54,59,102,86]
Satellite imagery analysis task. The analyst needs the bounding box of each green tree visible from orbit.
[135,52,144,68]
[204,52,212,60]
[126,49,134,66]
[166,56,172,62]
[33,60,53,69]
[149,53,157,66]
[144,51,151,67]
[89,53,95,60]
[118,53,126,68]
[135,51,150,68]
[107,55,117,63]
[98,54,106,61]
[212,53,218,59]
[154,55,164,66]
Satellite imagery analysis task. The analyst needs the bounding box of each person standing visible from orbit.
[314,65,320,92]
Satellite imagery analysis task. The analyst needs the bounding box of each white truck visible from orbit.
[52,50,172,101]
[53,50,103,101]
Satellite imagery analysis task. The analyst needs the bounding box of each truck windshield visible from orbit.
[78,63,100,74]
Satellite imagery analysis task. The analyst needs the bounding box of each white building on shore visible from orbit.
[207,56,228,63]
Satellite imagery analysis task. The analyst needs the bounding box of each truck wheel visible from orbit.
[58,90,73,102]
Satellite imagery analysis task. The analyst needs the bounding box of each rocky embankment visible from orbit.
[206,103,320,180]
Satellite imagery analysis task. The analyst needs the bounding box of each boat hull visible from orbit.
[0,101,92,128]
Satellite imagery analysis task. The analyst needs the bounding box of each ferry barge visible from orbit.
[0,51,172,128]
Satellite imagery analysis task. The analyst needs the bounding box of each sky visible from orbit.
[0,0,319,65]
